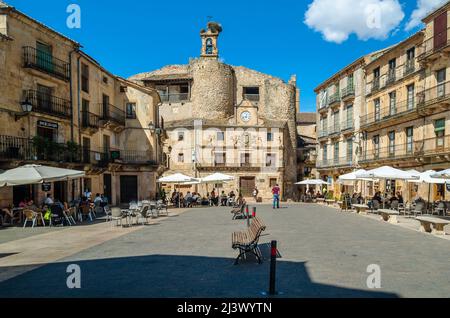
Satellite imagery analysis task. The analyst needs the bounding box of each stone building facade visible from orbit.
[296,112,317,183]
[0,2,163,207]
[130,22,298,200]
[314,0,450,201]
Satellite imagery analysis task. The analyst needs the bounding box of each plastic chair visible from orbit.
[23,210,37,228]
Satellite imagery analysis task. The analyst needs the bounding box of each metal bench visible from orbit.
[232,217,266,265]
[378,209,400,224]
[416,216,450,235]
[231,202,246,220]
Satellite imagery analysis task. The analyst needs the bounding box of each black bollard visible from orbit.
[269,240,277,295]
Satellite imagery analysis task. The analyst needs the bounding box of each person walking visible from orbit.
[252,187,259,202]
[272,184,281,209]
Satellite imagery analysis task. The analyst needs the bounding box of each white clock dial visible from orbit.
[241,111,251,122]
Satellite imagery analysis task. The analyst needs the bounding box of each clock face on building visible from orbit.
[241,111,251,122]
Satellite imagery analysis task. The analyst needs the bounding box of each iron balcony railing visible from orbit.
[341,85,355,99]
[415,135,450,156]
[417,81,450,108]
[23,90,72,119]
[360,99,417,127]
[328,92,341,106]
[341,119,354,131]
[404,60,416,77]
[22,46,70,81]
[360,143,415,163]
[243,94,260,102]
[81,111,100,129]
[318,130,328,139]
[159,93,190,103]
[366,63,420,96]
[99,103,126,126]
[0,135,156,166]
[328,124,341,135]
[317,157,353,168]
[418,27,450,60]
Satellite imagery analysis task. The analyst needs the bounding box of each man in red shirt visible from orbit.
[272,184,281,209]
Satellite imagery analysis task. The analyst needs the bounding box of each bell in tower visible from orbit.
[200,22,222,58]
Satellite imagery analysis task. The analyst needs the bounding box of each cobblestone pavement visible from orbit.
[0,204,449,298]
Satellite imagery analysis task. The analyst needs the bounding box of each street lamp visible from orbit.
[15,99,33,121]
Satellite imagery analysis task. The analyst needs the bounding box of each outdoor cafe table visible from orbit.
[378,209,399,224]
[352,204,369,214]
[325,199,335,206]
[316,198,325,204]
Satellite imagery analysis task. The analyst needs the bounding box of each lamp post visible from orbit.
[15,99,33,121]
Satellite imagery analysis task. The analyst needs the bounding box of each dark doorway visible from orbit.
[103,174,112,203]
[13,185,34,206]
[239,177,256,197]
[54,181,67,203]
[120,175,138,204]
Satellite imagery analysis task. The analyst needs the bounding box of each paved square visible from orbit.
[0,204,449,298]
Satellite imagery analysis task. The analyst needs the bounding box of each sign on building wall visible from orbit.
[37,120,58,129]
[42,182,51,192]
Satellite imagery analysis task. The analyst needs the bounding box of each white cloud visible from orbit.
[304,0,405,44]
[405,0,448,31]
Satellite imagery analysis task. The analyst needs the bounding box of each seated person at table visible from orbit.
[191,192,200,206]
[179,193,185,207]
[210,190,218,206]
[396,192,404,204]
[100,194,108,207]
[356,193,364,204]
[44,194,54,206]
[185,192,193,207]
[220,191,228,206]
[19,199,28,208]
[389,192,398,203]
[368,192,382,209]
[93,194,102,205]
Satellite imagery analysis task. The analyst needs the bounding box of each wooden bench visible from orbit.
[352,204,369,215]
[231,204,247,220]
[416,216,450,235]
[378,209,399,224]
[232,217,266,265]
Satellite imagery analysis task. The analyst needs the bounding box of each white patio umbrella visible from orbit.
[295,179,329,185]
[356,166,419,208]
[431,169,450,179]
[0,164,85,187]
[157,173,198,207]
[409,170,450,212]
[201,173,234,183]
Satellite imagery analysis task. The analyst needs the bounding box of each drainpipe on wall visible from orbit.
[76,51,83,197]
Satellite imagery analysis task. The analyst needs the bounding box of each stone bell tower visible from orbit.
[200,22,222,59]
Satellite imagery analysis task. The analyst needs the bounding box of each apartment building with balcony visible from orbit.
[360,32,424,170]
[314,54,378,196]
[0,2,163,206]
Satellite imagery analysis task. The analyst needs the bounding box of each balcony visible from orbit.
[81,111,100,130]
[159,93,190,103]
[111,150,155,165]
[360,143,415,164]
[386,70,396,86]
[415,135,450,158]
[328,92,341,107]
[23,90,72,119]
[360,99,417,131]
[418,28,450,62]
[328,124,341,137]
[243,94,260,102]
[417,81,450,115]
[318,130,328,139]
[341,85,355,100]
[99,103,126,127]
[404,61,416,77]
[341,119,354,132]
[371,78,380,94]
[317,157,353,169]
[22,47,70,81]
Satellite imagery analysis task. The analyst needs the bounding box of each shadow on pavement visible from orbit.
[0,254,398,298]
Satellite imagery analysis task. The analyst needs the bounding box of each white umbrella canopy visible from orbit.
[431,169,450,179]
[296,179,329,185]
[408,170,450,184]
[338,169,375,182]
[157,173,196,183]
[355,166,419,180]
[201,173,234,183]
[0,164,85,187]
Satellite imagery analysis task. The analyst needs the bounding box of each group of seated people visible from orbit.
[170,189,240,208]
[0,192,110,226]
[367,191,404,210]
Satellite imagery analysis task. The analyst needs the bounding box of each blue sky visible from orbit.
[5,0,434,111]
